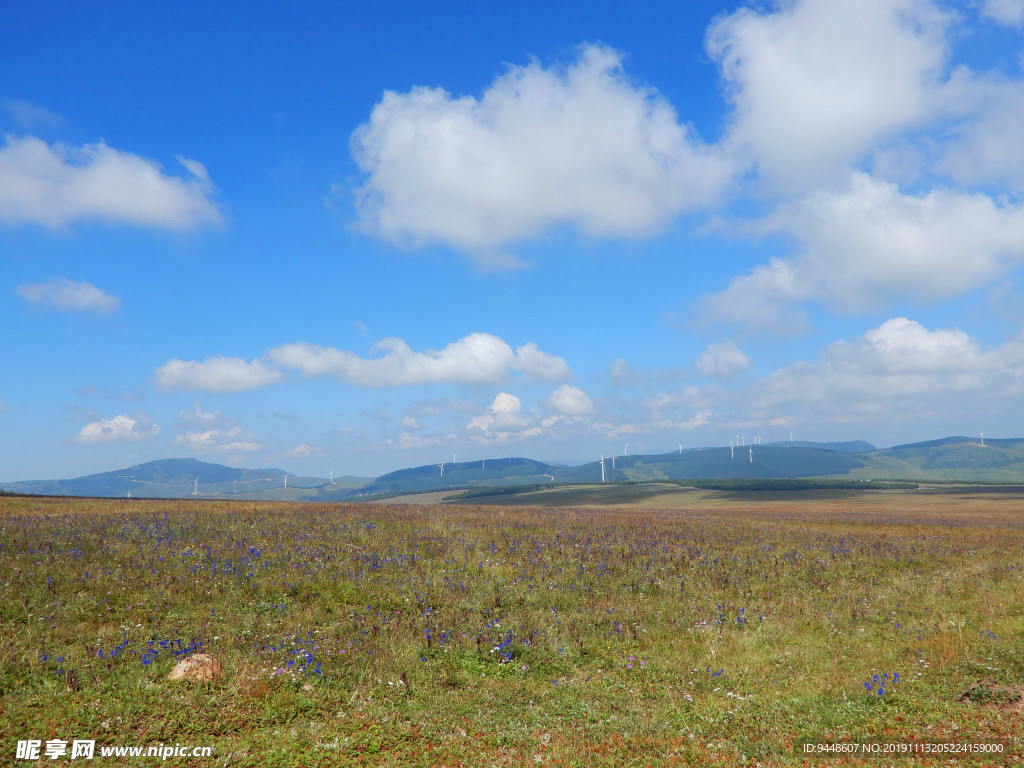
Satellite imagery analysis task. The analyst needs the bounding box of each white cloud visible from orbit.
[3,100,62,129]
[982,0,1024,27]
[696,340,750,379]
[702,173,1024,331]
[268,333,570,387]
[932,73,1024,191]
[467,392,546,439]
[154,356,285,393]
[174,424,261,454]
[512,342,572,381]
[386,432,442,450]
[548,384,594,416]
[17,277,120,313]
[707,0,951,194]
[175,402,231,429]
[608,358,641,386]
[286,443,319,457]
[0,135,221,230]
[350,43,732,265]
[73,413,160,443]
[742,318,1024,423]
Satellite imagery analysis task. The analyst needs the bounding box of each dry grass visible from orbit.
[2,491,1022,766]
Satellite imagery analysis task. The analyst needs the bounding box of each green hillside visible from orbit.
[848,436,1024,482]
[0,459,372,500]
[546,445,864,485]
[5,437,1024,502]
[354,457,560,497]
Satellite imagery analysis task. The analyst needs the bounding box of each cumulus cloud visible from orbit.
[174,429,261,454]
[350,43,732,265]
[548,384,594,416]
[707,0,951,194]
[268,333,570,387]
[154,356,285,393]
[0,135,221,230]
[743,318,1024,422]
[982,0,1024,27]
[466,392,548,439]
[17,277,120,313]
[701,173,1024,331]
[696,340,750,379]
[73,413,160,443]
[933,73,1024,191]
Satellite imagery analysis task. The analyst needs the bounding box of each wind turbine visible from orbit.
[283,474,288,488]
[611,456,616,469]
[600,454,606,483]
[980,432,985,447]
[749,446,753,463]
[678,442,682,454]
[624,442,629,456]
[192,477,199,496]
[233,478,237,494]
[729,440,734,460]
[438,461,446,477]
[329,468,334,484]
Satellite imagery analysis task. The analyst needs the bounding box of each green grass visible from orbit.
[2,495,1022,766]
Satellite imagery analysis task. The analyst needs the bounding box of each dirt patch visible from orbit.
[959,678,1024,712]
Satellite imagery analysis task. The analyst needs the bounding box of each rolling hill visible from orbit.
[4,437,1024,502]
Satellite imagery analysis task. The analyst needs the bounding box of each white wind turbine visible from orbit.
[283,474,288,488]
[980,432,985,447]
[329,468,334,484]
[624,442,629,456]
[678,442,682,454]
[729,440,734,459]
[438,461,446,477]
[600,454,606,483]
[611,456,616,469]
[749,446,753,463]
[192,477,199,496]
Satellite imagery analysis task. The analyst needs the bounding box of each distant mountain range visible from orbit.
[4,436,1024,501]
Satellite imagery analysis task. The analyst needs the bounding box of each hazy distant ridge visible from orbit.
[5,436,1024,500]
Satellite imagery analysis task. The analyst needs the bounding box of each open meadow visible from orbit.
[2,490,1022,766]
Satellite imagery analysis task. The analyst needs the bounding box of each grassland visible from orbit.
[2,491,1022,766]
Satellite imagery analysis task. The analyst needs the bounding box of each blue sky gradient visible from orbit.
[5,0,1024,480]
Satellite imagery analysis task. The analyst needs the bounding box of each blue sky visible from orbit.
[5,0,1024,481]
